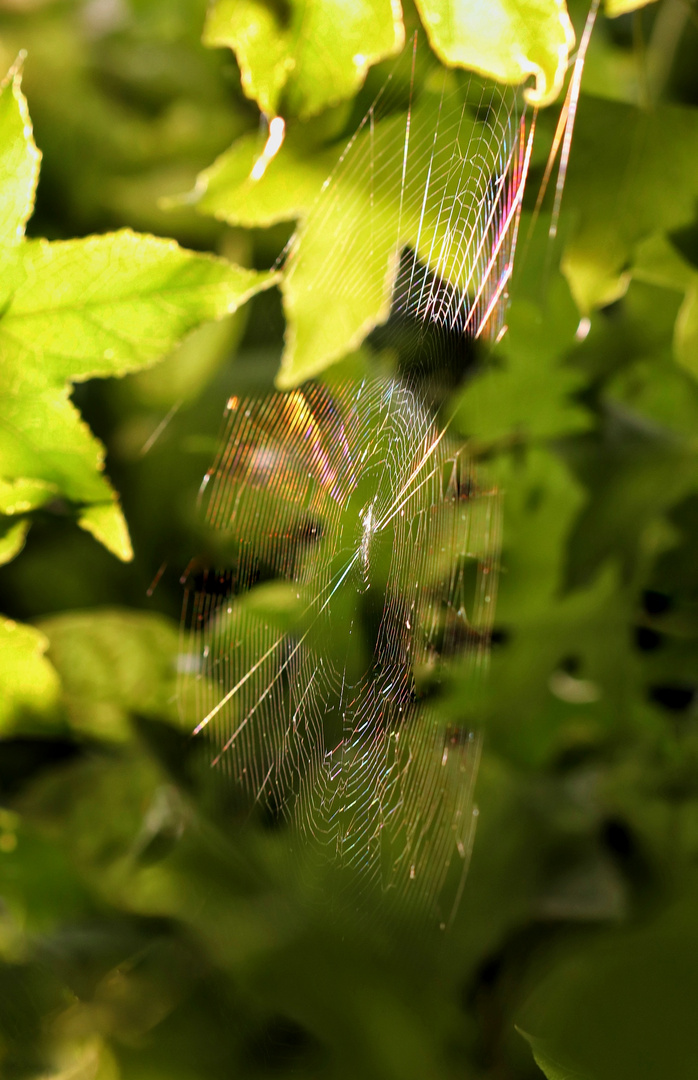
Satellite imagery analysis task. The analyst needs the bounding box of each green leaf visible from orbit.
[37,609,181,743]
[277,90,514,387]
[517,1027,592,1080]
[0,66,279,562]
[0,229,278,557]
[632,233,698,380]
[562,96,698,311]
[413,0,575,106]
[192,128,339,227]
[452,284,591,442]
[204,0,404,119]
[0,55,40,248]
[0,617,60,730]
[77,502,133,562]
[0,516,29,565]
[605,0,657,15]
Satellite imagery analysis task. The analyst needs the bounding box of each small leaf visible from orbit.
[0,56,40,247]
[517,1027,592,1080]
[605,0,657,15]
[413,0,575,106]
[193,129,339,227]
[0,517,30,565]
[77,503,133,562]
[0,617,60,730]
[204,0,404,119]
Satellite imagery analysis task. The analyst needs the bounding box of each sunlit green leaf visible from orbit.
[277,91,511,387]
[191,128,339,227]
[0,617,60,729]
[0,228,278,557]
[0,56,40,248]
[413,0,575,106]
[0,516,29,565]
[204,0,404,119]
[605,0,657,16]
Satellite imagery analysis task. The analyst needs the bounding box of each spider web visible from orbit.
[180,56,532,926]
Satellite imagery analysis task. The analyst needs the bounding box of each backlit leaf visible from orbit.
[204,0,405,119]
[0,617,60,730]
[413,0,575,106]
[0,55,40,248]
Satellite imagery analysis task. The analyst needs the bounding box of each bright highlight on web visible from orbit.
[181,46,541,926]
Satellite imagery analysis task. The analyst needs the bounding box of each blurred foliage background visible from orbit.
[1,0,698,1077]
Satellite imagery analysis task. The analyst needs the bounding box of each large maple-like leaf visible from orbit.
[0,60,278,560]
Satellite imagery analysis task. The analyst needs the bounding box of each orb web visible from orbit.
[180,60,531,925]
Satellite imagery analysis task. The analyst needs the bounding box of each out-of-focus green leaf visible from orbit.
[190,128,339,227]
[37,609,181,743]
[632,232,698,379]
[517,882,698,1080]
[605,0,657,15]
[518,1028,591,1080]
[0,617,60,730]
[452,284,591,442]
[414,0,575,106]
[0,55,40,248]
[204,0,404,119]
[0,517,29,565]
[562,96,698,311]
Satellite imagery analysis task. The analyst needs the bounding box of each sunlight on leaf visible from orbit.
[77,502,133,562]
[0,617,60,730]
[0,517,29,565]
[204,0,405,119]
[0,54,40,247]
[191,128,339,227]
[413,0,575,106]
[0,64,280,562]
[605,0,658,15]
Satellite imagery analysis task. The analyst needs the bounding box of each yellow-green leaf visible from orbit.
[413,0,575,106]
[0,229,278,558]
[0,517,29,565]
[192,129,339,227]
[605,0,657,16]
[0,57,40,248]
[0,617,60,730]
[204,0,404,119]
[77,502,133,562]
